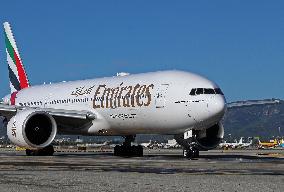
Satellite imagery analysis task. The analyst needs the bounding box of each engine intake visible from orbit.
[174,122,224,150]
[194,123,224,150]
[7,109,57,149]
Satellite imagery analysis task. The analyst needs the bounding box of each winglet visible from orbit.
[3,22,30,93]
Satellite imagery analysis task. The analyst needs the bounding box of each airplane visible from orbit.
[140,140,154,148]
[85,141,110,148]
[140,140,162,149]
[0,22,226,159]
[164,139,180,149]
[279,139,284,148]
[258,139,278,149]
[219,137,244,149]
[239,138,253,148]
[218,140,228,148]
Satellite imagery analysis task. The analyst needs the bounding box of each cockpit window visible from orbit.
[189,89,196,95]
[196,88,204,95]
[189,88,224,96]
[204,88,215,94]
[214,88,224,95]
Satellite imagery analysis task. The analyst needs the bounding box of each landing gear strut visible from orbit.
[26,145,54,156]
[183,146,199,159]
[174,131,200,159]
[114,135,143,157]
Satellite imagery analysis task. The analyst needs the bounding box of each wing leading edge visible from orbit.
[0,103,96,125]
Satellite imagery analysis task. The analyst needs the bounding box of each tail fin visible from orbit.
[3,22,29,93]
[238,137,243,144]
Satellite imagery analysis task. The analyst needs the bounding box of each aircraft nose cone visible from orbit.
[212,96,226,119]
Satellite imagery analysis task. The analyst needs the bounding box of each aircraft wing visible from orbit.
[0,104,96,133]
[0,103,18,120]
[0,103,96,120]
[41,108,96,120]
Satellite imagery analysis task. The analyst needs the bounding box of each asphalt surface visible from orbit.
[0,148,283,192]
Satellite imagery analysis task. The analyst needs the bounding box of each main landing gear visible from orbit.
[26,145,54,156]
[183,146,199,159]
[114,135,143,157]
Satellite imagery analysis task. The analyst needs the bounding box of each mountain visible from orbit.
[223,99,284,140]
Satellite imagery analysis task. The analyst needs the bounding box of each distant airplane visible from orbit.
[86,141,110,148]
[218,140,229,148]
[164,139,180,149]
[279,139,284,148]
[0,22,226,158]
[219,137,244,149]
[140,140,155,148]
[238,137,253,148]
[258,139,278,148]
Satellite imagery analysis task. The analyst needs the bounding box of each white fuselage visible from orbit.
[10,70,226,136]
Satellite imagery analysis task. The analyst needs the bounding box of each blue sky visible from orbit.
[0,1,283,102]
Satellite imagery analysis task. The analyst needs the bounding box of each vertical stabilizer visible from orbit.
[3,22,29,93]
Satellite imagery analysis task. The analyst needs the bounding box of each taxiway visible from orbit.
[0,149,283,192]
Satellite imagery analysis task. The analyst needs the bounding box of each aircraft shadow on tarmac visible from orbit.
[2,152,284,175]
[54,152,283,161]
[54,153,284,175]
[199,154,283,161]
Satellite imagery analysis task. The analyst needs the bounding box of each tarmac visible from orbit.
[0,148,283,192]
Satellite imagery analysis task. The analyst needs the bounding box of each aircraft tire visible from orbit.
[114,145,143,157]
[183,148,199,159]
[25,145,54,156]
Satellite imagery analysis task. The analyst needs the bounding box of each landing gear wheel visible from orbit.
[183,147,199,159]
[114,145,143,157]
[114,135,143,157]
[26,145,54,156]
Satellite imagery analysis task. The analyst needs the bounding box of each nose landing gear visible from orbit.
[175,131,200,159]
[183,146,199,159]
[114,135,143,157]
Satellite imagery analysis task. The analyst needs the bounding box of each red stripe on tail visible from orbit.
[13,50,29,89]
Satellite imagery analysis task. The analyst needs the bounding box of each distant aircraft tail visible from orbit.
[238,137,243,144]
[3,22,30,93]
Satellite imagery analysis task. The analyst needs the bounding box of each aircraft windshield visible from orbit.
[189,88,224,96]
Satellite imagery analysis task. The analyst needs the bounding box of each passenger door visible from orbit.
[155,84,169,108]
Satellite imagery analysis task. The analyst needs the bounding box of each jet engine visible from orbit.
[175,123,224,150]
[7,109,57,149]
[194,123,224,150]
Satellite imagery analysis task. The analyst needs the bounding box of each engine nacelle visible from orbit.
[175,123,224,150]
[7,109,57,149]
[194,123,224,150]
